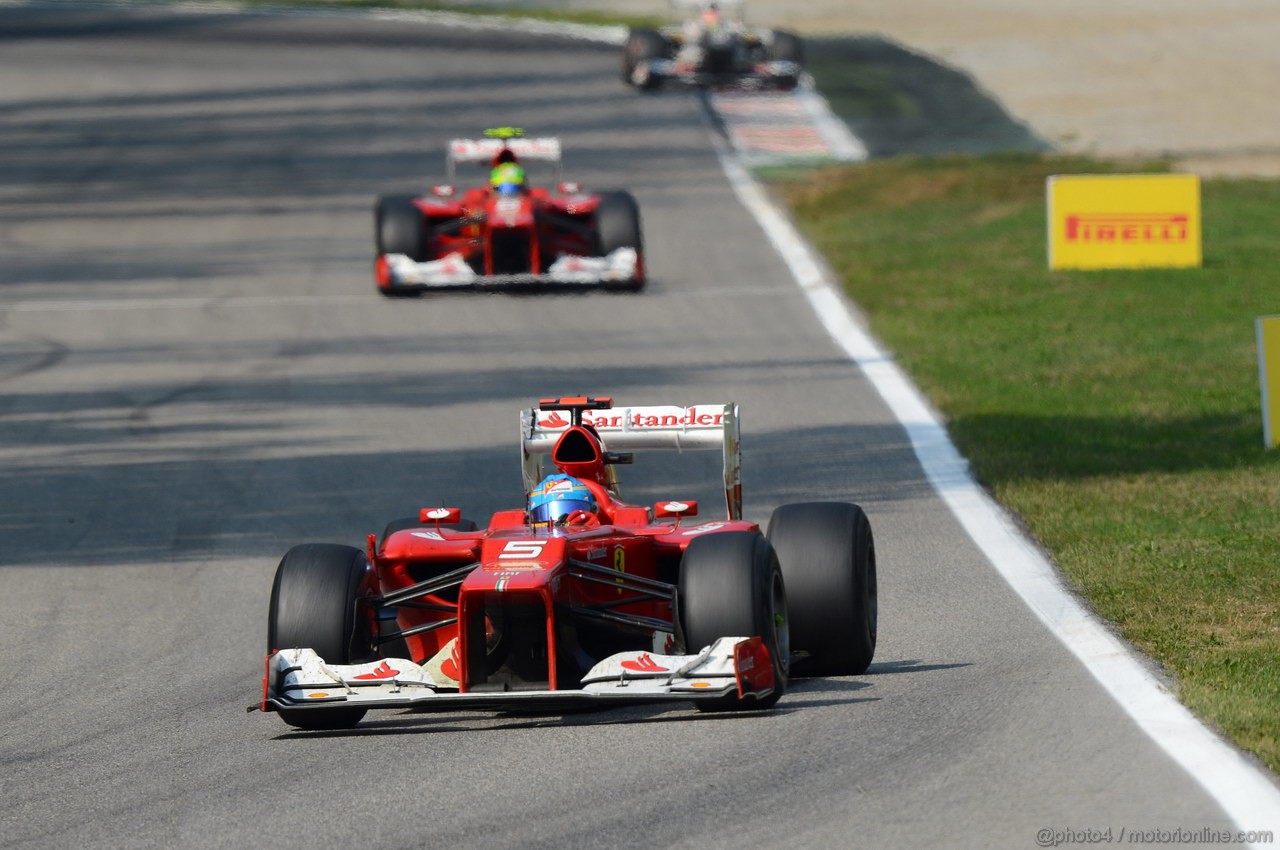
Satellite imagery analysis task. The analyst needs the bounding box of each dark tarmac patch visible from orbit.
[805,35,1051,158]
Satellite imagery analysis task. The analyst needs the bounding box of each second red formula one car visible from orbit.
[373,128,645,295]
[257,397,877,729]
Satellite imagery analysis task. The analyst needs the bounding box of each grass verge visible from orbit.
[768,154,1280,773]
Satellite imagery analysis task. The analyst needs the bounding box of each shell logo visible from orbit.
[354,661,400,680]
[308,692,330,698]
[440,641,462,681]
[621,653,668,673]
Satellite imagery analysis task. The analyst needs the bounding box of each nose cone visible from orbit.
[471,534,566,590]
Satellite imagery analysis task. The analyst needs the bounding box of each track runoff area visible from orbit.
[688,59,1280,850]
[508,6,1276,836]
[44,1,1279,836]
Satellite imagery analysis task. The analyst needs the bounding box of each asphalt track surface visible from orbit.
[0,8,1263,848]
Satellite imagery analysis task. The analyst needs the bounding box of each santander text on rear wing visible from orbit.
[520,400,743,520]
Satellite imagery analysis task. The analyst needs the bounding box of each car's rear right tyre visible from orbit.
[267,543,377,730]
[678,531,789,710]
[768,30,804,64]
[767,502,877,675]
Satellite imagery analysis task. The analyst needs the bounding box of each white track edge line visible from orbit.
[707,126,1280,836]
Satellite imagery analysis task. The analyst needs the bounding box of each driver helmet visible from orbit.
[490,161,526,195]
[701,3,721,28]
[528,474,597,525]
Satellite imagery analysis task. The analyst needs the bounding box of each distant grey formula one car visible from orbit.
[622,0,803,91]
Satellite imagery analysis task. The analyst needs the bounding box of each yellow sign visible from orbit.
[1047,174,1202,270]
[1257,316,1280,449]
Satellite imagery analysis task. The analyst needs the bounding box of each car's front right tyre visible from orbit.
[678,531,789,710]
[267,543,377,729]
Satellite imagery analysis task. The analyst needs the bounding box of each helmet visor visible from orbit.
[529,498,596,524]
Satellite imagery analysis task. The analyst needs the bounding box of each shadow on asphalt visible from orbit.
[806,35,1052,158]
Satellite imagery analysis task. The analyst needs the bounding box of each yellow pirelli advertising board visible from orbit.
[1047,174,1202,270]
[1258,315,1280,449]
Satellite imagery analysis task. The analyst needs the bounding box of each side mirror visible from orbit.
[654,500,698,519]
[557,181,582,195]
[420,507,462,525]
[431,185,456,198]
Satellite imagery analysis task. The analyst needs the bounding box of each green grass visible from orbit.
[772,155,1280,772]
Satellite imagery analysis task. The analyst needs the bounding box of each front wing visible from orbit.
[379,248,640,290]
[261,636,775,716]
[632,59,801,90]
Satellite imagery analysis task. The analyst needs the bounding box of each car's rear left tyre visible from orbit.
[593,190,645,291]
[267,543,377,730]
[678,531,789,710]
[767,502,877,675]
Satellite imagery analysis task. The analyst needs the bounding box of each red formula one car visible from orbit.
[373,129,645,295]
[256,397,877,729]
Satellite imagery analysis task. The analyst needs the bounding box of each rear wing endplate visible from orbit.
[520,403,742,521]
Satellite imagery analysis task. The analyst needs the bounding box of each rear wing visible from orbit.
[672,0,743,8]
[446,137,562,183]
[520,402,743,520]
[670,0,745,19]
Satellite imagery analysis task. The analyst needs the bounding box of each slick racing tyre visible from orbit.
[678,531,789,710]
[593,190,645,291]
[768,30,803,64]
[267,544,377,730]
[375,194,429,298]
[767,31,803,90]
[767,502,877,675]
[622,27,666,89]
[375,195,428,260]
